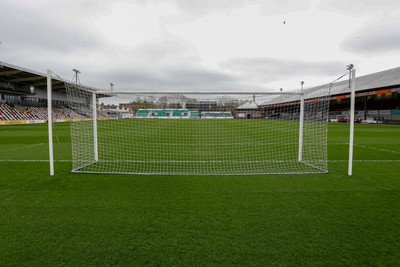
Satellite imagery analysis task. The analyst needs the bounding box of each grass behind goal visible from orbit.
[0,123,399,265]
[66,86,330,175]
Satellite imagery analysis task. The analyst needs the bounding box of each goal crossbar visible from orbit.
[63,86,330,175]
[45,68,357,176]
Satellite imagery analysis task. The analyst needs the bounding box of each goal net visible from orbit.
[65,85,331,175]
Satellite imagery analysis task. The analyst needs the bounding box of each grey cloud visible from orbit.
[134,37,200,64]
[0,0,381,93]
[222,57,347,82]
[259,0,314,16]
[320,0,400,56]
[341,20,400,55]
[319,0,400,15]
[69,63,242,92]
[79,32,237,90]
[164,66,237,87]
[173,0,257,16]
[0,1,105,55]
[171,0,313,19]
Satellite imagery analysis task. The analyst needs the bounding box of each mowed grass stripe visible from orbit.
[0,123,399,265]
[85,119,318,174]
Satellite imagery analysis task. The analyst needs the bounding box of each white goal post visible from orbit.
[57,85,333,175]
[348,68,356,176]
[46,68,357,176]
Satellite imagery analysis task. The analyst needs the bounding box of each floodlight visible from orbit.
[72,69,81,84]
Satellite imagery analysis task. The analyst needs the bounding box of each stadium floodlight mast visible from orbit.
[347,64,356,176]
[72,69,81,84]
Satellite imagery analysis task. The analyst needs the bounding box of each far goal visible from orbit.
[63,85,331,175]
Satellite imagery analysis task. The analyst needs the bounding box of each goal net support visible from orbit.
[63,85,331,175]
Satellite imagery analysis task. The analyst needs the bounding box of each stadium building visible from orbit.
[236,101,263,119]
[0,62,71,123]
[0,61,399,124]
[260,67,400,124]
[198,100,217,112]
[0,61,109,124]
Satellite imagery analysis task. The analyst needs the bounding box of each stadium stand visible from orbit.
[190,111,199,118]
[201,111,233,119]
[0,61,106,124]
[136,109,150,118]
[0,61,399,124]
[135,109,233,119]
[0,103,74,121]
[136,109,192,119]
[261,66,400,124]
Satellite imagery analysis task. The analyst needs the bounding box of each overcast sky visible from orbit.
[1,0,400,92]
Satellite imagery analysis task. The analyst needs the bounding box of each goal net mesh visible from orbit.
[65,85,330,175]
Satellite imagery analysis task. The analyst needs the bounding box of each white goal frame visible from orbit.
[65,87,327,175]
[46,68,356,176]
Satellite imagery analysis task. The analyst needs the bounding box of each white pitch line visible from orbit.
[0,159,70,162]
[353,144,400,155]
[0,159,399,163]
[331,142,400,155]
[328,160,400,163]
[2,143,44,152]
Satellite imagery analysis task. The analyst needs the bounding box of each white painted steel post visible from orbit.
[348,68,356,176]
[47,70,54,176]
[298,86,305,162]
[92,92,99,161]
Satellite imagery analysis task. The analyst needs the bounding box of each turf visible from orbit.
[0,122,399,266]
[73,119,326,174]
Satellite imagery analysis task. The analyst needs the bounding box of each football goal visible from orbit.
[60,85,333,175]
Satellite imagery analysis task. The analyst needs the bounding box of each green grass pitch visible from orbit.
[73,119,326,174]
[0,122,399,266]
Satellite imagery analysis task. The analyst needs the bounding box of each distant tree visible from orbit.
[158,96,168,109]
[216,97,241,113]
[186,98,198,110]
[132,100,158,112]
[168,103,182,109]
